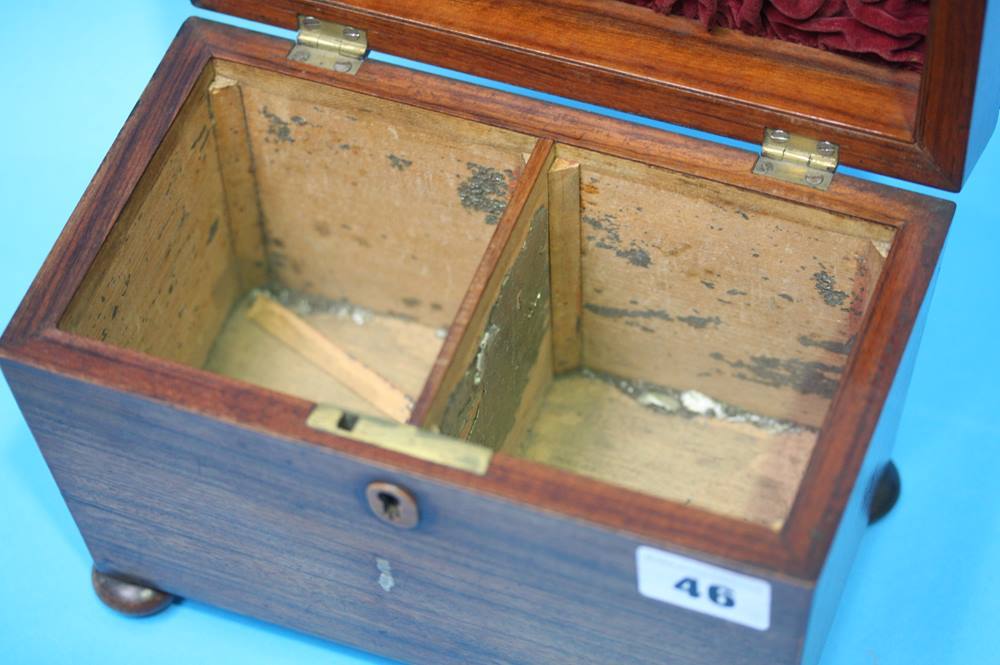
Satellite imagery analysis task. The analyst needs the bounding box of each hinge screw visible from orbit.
[343,27,362,40]
[302,16,320,28]
[804,174,825,186]
[816,141,836,156]
[769,129,790,143]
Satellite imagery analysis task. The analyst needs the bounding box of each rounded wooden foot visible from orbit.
[867,461,901,525]
[92,567,175,617]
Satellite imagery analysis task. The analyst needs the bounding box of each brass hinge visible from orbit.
[752,129,839,190]
[288,16,369,75]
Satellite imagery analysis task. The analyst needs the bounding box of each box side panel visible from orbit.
[965,0,1000,182]
[3,359,811,665]
[799,269,937,665]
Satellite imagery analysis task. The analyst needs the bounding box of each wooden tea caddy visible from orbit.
[2,2,996,663]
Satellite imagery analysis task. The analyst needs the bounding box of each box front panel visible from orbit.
[3,359,811,665]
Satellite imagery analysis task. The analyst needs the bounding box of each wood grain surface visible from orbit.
[420,140,555,445]
[207,292,443,417]
[207,75,270,290]
[246,294,413,422]
[192,0,992,190]
[3,359,815,665]
[0,19,953,581]
[59,66,241,368]
[547,157,583,374]
[229,62,536,330]
[510,372,817,529]
[561,144,891,429]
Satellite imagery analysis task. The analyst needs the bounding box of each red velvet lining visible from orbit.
[624,0,929,68]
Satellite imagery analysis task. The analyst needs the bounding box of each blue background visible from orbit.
[1,2,997,663]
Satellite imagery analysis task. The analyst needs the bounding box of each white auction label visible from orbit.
[635,545,771,631]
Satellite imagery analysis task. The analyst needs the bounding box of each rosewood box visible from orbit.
[2,2,996,663]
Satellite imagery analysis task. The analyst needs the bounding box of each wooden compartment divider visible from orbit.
[413,139,556,447]
[547,156,583,374]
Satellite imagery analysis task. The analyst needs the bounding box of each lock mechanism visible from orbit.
[753,128,839,190]
[288,15,369,75]
[306,404,493,475]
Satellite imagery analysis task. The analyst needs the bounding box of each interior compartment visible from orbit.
[60,59,895,531]
[60,61,538,421]
[422,145,895,530]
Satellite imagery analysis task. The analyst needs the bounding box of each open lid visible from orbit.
[193,0,995,191]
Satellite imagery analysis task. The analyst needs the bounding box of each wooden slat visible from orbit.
[247,293,412,422]
[206,75,270,289]
[547,157,582,374]
[206,293,443,417]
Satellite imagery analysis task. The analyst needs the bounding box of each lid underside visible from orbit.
[191,0,990,190]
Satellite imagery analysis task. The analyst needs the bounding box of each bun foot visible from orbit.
[867,461,902,525]
[91,567,175,617]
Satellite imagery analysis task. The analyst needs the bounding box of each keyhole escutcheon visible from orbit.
[365,481,420,529]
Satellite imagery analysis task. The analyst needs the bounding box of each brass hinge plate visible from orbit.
[753,129,839,190]
[307,405,494,475]
[288,16,369,75]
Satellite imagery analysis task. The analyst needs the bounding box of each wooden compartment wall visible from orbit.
[57,50,897,535]
[423,142,896,531]
[0,17,955,665]
[60,62,538,421]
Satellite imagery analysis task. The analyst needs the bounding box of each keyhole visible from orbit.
[378,492,401,521]
[365,482,419,529]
